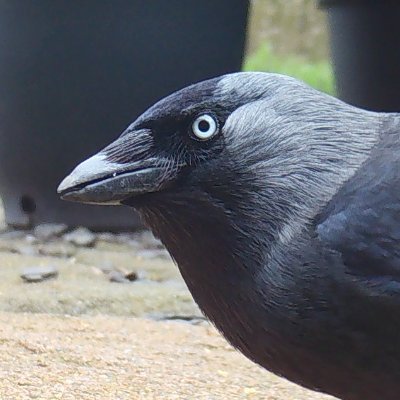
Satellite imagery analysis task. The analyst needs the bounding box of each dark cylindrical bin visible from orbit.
[0,0,249,229]
[320,1,400,112]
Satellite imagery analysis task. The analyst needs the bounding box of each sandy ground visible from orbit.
[0,204,335,399]
[0,312,334,400]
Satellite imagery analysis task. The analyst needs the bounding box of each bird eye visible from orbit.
[191,114,218,140]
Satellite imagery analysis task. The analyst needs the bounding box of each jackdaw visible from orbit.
[58,72,400,400]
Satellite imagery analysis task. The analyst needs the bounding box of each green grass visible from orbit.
[243,44,336,95]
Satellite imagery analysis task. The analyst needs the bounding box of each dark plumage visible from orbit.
[58,72,400,400]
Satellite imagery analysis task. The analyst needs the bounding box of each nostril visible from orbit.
[20,195,36,214]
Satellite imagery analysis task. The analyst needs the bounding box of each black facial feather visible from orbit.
[104,128,155,163]
[104,76,239,169]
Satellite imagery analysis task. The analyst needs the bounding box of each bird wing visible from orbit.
[316,128,400,296]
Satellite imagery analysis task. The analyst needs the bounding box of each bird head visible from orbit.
[58,72,378,246]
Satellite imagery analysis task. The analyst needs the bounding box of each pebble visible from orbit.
[63,227,96,247]
[0,240,38,256]
[38,242,76,258]
[108,270,130,283]
[108,270,139,283]
[20,266,58,283]
[15,244,39,256]
[125,271,139,282]
[33,223,68,241]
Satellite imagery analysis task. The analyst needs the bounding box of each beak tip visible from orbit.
[57,153,112,196]
[57,175,74,195]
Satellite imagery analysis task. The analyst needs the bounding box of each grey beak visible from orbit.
[58,132,176,205]
[58,153,123,195]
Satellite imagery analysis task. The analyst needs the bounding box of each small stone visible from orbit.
[63,227,96,247]
[20,266,58,283]
[15,244,38,256]
[34,223,68,241]
[106,269,139,283]
[0,240,38,255]
[108,270,130,283]
[38,242,76,258]
[125,271,138,282]
[22,274,44,283]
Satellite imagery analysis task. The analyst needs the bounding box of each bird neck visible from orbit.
[137,190,316,376]
[138,190,277,324]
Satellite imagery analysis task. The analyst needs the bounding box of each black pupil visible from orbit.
[198,119,210,132]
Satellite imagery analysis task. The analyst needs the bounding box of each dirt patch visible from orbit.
[0,312,335,400]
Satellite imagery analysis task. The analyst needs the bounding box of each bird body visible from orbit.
[59,72,400,400]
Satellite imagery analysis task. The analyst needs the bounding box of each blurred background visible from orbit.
[246,0,333,95]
